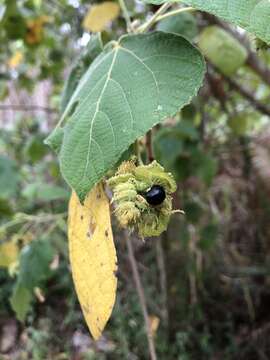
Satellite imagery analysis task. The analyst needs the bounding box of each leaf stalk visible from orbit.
[155,6,194,22]
[137,3,171,33]
[118,0,133,33]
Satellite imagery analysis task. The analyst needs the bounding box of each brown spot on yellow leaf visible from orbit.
[89,216,97,235]
[97,192,101,199]
[68,184,117,340]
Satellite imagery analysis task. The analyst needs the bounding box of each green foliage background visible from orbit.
[1,0,270,359]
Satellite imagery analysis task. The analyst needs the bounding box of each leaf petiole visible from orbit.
[155,6,194,22]
[137,4,194,33]
[118,0,133,32]
[136,2,171,33]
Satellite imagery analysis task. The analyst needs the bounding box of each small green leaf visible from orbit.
[157,12,198,40]
[10,284,32,322]
[24,135,48,163]
[3,1,27,40]
[46,32,205,202]
[0,155,19,199]
[18,239,54,290]
[22,183,69,201]
[145,0,270,45]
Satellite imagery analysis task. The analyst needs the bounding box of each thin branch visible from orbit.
[0,212,66,234]
[137,3,171,33]
[246,52,270,87]
[146,130,154,163]
[118,0,133,33]
[209,65,270,117]
[223,73,270,117]
[156,237,168,327]
[0,104,57,113]
[198,103,206,140]
[155,6,194,22]
[188,225,198,305]
[125,231,157,360]
[206,72,228,113]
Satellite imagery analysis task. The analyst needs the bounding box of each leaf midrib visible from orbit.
[83,49,118,181]
[76,44,162,188]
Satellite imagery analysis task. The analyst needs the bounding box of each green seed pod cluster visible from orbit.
[108,160,179,238]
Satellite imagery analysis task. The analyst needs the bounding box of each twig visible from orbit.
[246,52,270,87]
[146,131,154,163]
[188,225,198,305]
[137,3,171,33]
[223,73,270,117]
[155,6,194,22]
[118,0,133,32]
[210,65,270,116]
[0,104,57,113]
[0,212,67,234]
[198,106,206,140]
[156,236,168,327]
[125,231,157,360]
[206,71,228,113]
[242,280,255,321]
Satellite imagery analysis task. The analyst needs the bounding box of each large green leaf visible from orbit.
[46,31,205,202]
[145,0,270,45]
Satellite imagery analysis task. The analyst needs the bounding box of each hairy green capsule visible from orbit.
[108,160,181,238]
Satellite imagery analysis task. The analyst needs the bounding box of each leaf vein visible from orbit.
[82,49,119,183]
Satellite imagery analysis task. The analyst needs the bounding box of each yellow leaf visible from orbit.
[0,241,19,268]
[8,51,23,69]
[82,2,120,32]
[68,184,117,339]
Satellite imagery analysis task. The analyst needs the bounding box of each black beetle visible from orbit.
[144,185,166,206]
